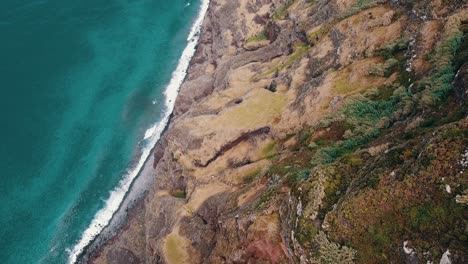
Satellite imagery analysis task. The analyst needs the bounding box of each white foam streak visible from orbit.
[68,1,210,263]
[143,126,155,139]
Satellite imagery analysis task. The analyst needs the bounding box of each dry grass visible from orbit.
[164,232,190,264]
[188,89,287,136]
[326,58,387,98]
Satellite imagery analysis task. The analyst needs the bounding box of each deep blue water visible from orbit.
[0,0,200,263]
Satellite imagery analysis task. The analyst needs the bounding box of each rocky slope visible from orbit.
[87,0,468,263]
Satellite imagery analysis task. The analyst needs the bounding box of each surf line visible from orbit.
[68,1,211,263]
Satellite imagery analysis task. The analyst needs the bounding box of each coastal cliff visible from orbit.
[86,0,468,263]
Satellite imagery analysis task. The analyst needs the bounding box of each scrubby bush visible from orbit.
[368,58,399,77]
[312,231,357,264]
[378,37,409,59]
[419,12,467,105]
[314,94,401,163]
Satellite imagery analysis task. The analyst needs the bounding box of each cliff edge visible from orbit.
[88,0,468,263]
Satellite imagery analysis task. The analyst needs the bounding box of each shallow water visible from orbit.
[0,0,200,263]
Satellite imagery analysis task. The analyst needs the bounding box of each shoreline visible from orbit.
[70,1,468,263]
[76,148,156,263]
[73,0,211,262]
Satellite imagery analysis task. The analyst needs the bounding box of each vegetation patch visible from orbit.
[419,12,468,105]
[272,0,296,20]
[307,25,332,45]
[368,58,399,77]
[260,141,277,158]
[313,94,402,164]
[378,37,409,60]
[264,150,316,187]
[318,164,355,219]
[261,44,311,77]
[164,233,189,264]
[256,187,279,208]
[170,190,187,199]
[296,215,319,246]
[343,0,381,18]
[324,124,468,263]
[243,168,262,184]
[246,29,267,43]
[312,231,357,263]
[200,89,287,132]
[307,121,353,148]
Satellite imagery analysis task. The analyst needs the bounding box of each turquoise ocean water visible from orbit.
[0,0,201,263]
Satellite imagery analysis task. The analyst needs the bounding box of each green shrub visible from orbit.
[421,117,436,128]
[379,38,409,60]
[171,190,186,199]
[419,14,466,105]
[443,127,465,138]
[246,29,267,43]
[297,216,319,245]
[313,93,402,164]
[368,58,399,77]
[312,231,357,263]
[407,201,463,234]
[288,168,311,185]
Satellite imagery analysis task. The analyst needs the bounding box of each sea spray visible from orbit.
[67,0,211,262]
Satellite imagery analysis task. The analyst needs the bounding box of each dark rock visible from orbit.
[295,30,309,45]
[266,80,277,92]
[405,253,419,264]
[153,141,165,168]
[453,62,468,105]
[174,75,214,116]
[266,21,281,43]
[253,14,266,25]
[194,127,271,167]
[106,247,140,264]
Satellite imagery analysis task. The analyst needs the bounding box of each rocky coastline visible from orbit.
[85,0,468,263]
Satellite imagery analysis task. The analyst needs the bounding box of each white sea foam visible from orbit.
[68,1,210,263]
[143,126,155,140]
